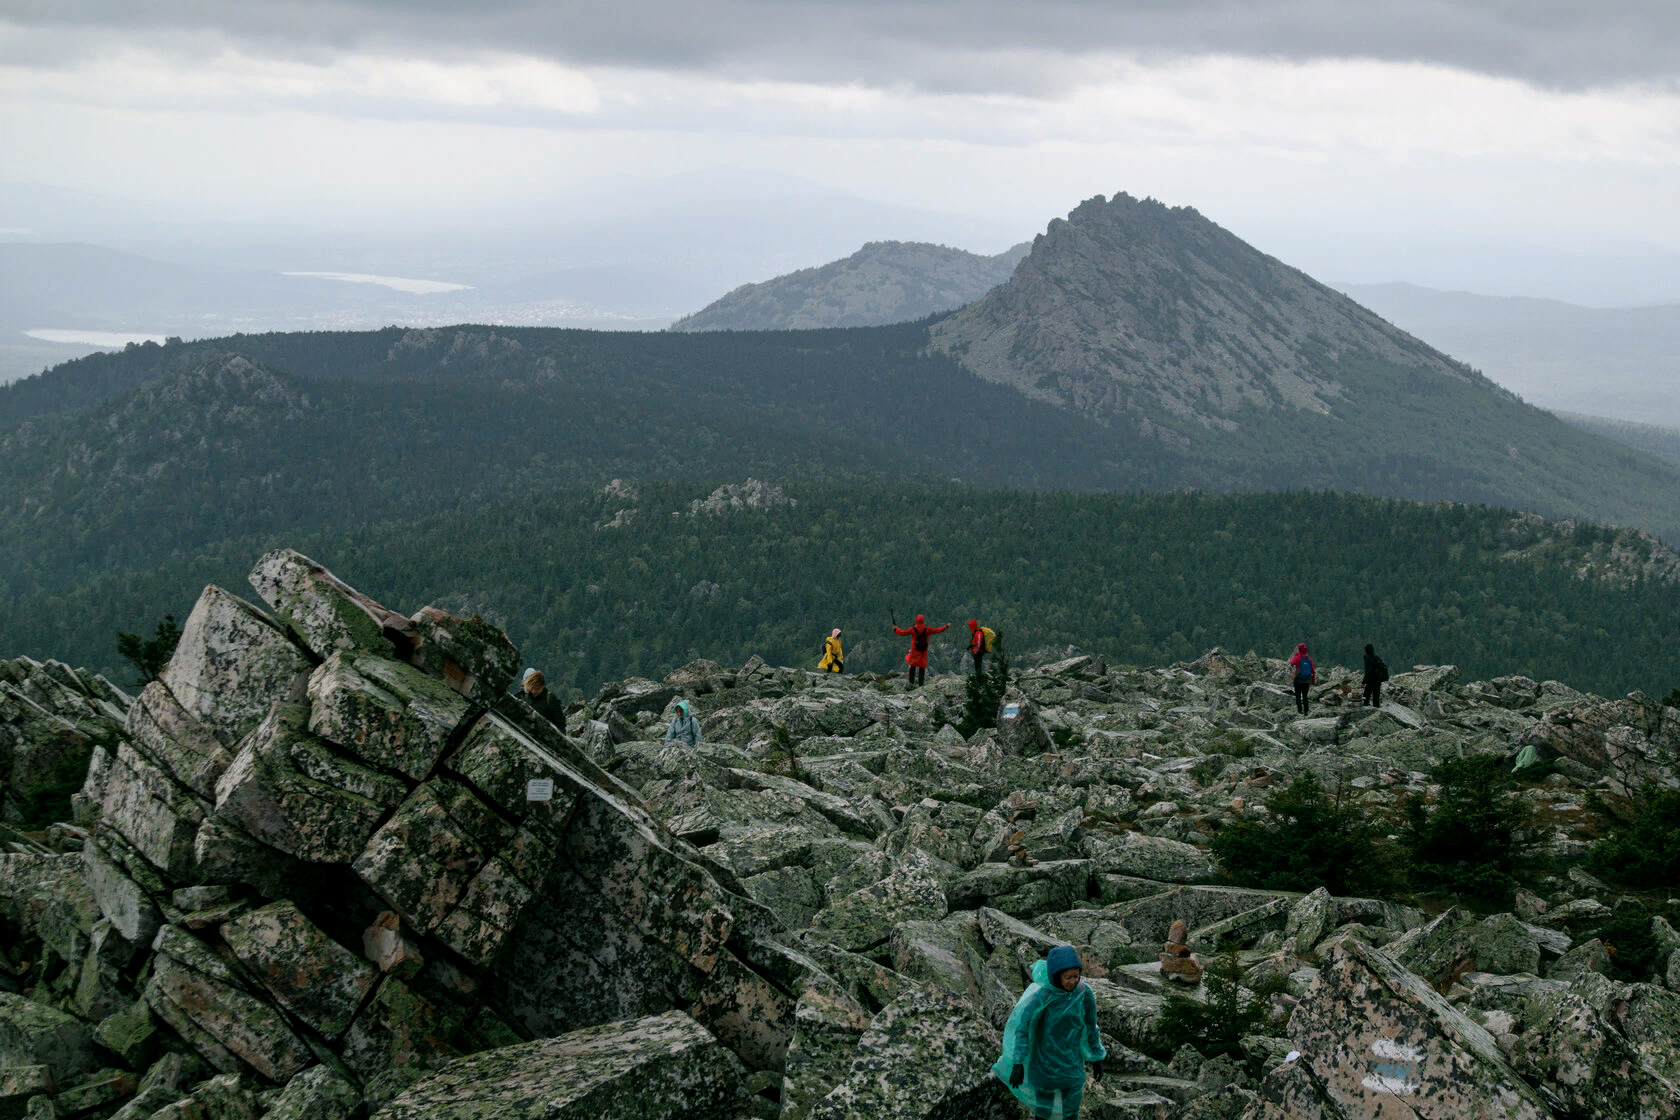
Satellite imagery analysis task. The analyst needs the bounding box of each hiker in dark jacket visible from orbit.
[893,614,948,687]
[520,668,564,727]
[1362,644,1387,708]
[1289,643,1315,716]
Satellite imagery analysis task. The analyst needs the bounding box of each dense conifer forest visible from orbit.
[9,484,1675,701]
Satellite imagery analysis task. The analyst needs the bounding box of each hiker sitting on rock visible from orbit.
[664,699,702,747]
[893,613,948,688]
[994,945,1106,1120]
[1289,643,1316,716]
[818,628,844,674]
[520,668,564,727]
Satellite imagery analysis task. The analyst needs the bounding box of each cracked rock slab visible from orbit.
[372,1009,746,1120]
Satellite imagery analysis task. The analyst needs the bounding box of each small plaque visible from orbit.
[526,779,555,802]
[1001,703,1020,721]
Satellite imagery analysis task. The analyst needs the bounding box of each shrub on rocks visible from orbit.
[1209,772,1400,896]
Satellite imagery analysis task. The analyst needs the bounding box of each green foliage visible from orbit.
[1050,727,1081,752]
[114,614,180,686]
[1189,756,1230,788]
[1151,950,1281,1061]
[1208,730,1255,759]
[1663,688,1680,711]
[9,486,1680,701]
[1586,785,1680,890]
[1402,756,1535,903]
[1211,771,1400,896]
[1583,900,1680,983]
[765,725,802,780]
[957,655,1010,739]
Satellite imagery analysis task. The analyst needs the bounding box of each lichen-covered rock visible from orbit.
[248,548,401,659]
[213,702,402,862]
[1087,831,1216,884]
[808,987,1013,1120]
[405,605,521,702]
[1386,906,1478,991]
[219,900,378,1039]
[994,688,1054,756]
[159,585,312,746]
[1283,888,1338,956]
[261,1063,364,1120]
[741,865,822,930]
[1187,896,1294,953]
[338,974,469,1099]
[0,851,102,968]
[143,927,311,1083]
[1510,973,1680,1118]
[122,682,230,802]
[97,743,206,878]
[1471,913,1542,977]
[1255,939,1552,1119]
[0,993,100,1085]
[352,781,502,938]
[780,989,871,1120]
[809,851,950,953]
[372,1010,747,1120]
[308,651,471,780]
[947,859,1092,919]
[1107,886,1297,946]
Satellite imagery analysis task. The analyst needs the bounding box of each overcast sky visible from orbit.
[3,2,1680,301]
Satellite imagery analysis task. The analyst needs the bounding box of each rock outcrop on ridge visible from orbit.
[1,549,1678,1119]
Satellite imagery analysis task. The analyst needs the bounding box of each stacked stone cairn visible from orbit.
[1160,919,1202,986]
[1,552,1680,1118]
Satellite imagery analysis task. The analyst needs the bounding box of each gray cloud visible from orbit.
[5,0,1679,92]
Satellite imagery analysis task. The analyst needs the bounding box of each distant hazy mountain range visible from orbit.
[1337,282,1680,429]
[670,240,1029,331]
[8,190,1680,546]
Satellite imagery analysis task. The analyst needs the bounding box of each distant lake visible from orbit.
[24,329,169,347]
[281,272,472,295]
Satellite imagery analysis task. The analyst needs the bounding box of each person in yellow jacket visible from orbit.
[817,628,844,673]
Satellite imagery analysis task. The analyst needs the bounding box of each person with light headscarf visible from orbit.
[818,629,844,673]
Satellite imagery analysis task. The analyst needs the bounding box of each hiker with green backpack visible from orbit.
[1362,644,1389,708]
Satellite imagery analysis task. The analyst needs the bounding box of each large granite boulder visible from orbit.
[1087,831,1216,884]
[0,993,101,1086]
[1248,939,1552,1119]
[159,585,312,746]
[808,987,1015,1120]
[213,702,405,862]
[373,1010,747,1120]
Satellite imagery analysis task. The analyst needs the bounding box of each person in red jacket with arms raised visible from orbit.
[894,613,948,688]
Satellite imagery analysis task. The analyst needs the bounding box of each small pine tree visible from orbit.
[1152,949,1278,1061]
[116,614,181,685]
[957,655,1010,738]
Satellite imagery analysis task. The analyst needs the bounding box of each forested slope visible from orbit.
[11,485,1677,702]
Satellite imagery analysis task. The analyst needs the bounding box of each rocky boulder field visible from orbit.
[2,550,1679,1119]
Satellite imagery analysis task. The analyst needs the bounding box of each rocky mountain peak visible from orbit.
[930,193,1475,438]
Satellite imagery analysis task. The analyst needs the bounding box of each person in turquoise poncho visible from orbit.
[993,944,1106,1119]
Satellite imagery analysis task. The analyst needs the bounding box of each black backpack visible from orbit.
[914,626,929,652]
[1376,657,1389,683]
